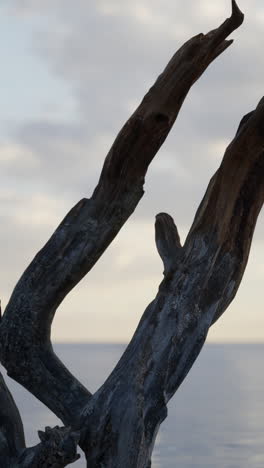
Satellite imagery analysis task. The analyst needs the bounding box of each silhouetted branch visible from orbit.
[0,371,80,467]
[1,3,260,468]
[77,96,264,467]
[155,213,182,276]
[0,371,25,462]
[0,1,243,429]
[18,426,80,468]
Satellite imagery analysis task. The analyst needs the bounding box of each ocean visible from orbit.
[1,343,264,467]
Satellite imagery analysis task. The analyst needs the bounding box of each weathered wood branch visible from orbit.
[0,371,80,467]
[0,1,243,433]
[155,213,182,276]
[18,426,81,468]
[0,371,25,463]
[77,97,264,467]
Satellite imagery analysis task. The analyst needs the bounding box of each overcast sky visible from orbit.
[1,0,264,343]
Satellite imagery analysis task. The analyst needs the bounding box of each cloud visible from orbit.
[1,0,264,342]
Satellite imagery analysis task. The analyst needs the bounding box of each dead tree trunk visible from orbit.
[0,2,263,466]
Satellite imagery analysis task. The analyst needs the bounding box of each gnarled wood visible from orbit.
[1,2,262,467]
[0,371,25,462]
[0,1,243,429]
[0,371,80,467]
[155,213,182,276]
[76,99,264,467]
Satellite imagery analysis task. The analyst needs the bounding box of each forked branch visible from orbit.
[1,2,261,468]
[0,1,244,428]
[76,99,264,467]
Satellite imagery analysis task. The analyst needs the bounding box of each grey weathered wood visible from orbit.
[155,213,182,277]
[17,426,81,468]
[76,98,264,467]
[2,2,263,467]
[0,0,243,425]
[0,371,25,463]
[0,371,80,467]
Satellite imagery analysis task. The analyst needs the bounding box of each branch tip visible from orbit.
[256,95,264,109]
[207,0,244,54]
[155,213,181,276]
[155,213,181,243]
[235,97,264,136]
[231,0,244,25]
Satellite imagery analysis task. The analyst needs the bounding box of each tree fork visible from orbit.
[1,2,263,467]
[78,99,264,466]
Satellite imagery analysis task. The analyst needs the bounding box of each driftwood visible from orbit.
[0,370,80,467]
[0,2,263,466]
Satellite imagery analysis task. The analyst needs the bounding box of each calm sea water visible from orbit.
[1,343,264,467]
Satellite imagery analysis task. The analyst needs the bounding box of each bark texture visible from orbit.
[1,2,263,467]
[0,371,80,467]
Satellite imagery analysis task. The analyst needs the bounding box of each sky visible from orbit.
[1,0,264,343]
